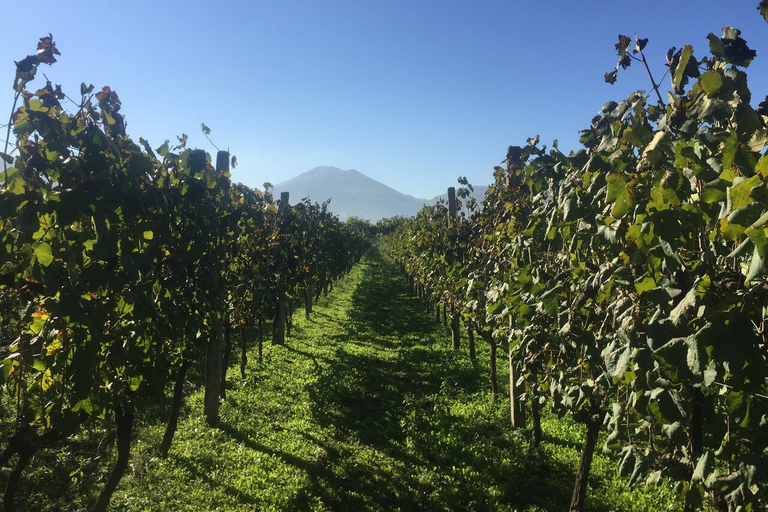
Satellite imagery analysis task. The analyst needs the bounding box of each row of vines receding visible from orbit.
[0,36,370,511]
[383,8,768,512]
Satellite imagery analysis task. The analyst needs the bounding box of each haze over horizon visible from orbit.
[1,1,766,199]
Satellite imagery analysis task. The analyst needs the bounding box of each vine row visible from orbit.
[384,20,768,512]
[0,35,368,510]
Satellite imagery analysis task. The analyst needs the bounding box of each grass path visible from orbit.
[13,249,683,511]
[119,250,520,511]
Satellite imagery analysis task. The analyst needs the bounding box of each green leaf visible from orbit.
[634,276,656,295]
[605,174,634,219]
[746,226,768,258]
[685,335,703,376]
[761,0,768,23]
[623,123,653,147]
[130,375,143,391]
[670,286,698,326]
[727,390,744,414]
[33,241,54,267]
[721,130,740,175]
[730,175,762,210]
[606,174,625,203]
[701,183,726,204]
[602,339,630,380]
[603,430,620,451]
[709,27,757,67]
[685,485,705,510]
[72,398,94,414]
[674,45,695,92]
[731,237,752,260]
[629,451,650,486]
[699,70,723,95]
[647,387,686,423]
[646,470,662,487]
[662,421,685,443]
[724,204,764,241]
[745,244,768,282]
[156,141,170,157]
[703,360,717,387]
[618,447,635,477]
[205,172,218,189]
[691,451,714,484]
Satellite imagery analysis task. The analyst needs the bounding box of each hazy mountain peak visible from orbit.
[275,166,431,222]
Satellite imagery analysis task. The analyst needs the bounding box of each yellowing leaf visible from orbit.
[756,153,768,178]
[46,337,63,356]
[41,368,54,391]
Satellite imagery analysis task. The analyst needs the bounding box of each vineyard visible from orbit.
[2,5,768,512]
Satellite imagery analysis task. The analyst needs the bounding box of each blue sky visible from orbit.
[1,1,766,199]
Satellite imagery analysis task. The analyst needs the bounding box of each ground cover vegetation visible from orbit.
[385,6,768,512]
[3,249,685,511]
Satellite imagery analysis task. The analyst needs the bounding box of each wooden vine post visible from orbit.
[273,191,290,345]
[203,150,230,427]
[509,313,526,429]
[509,352,526,429]
[447,187,461,350]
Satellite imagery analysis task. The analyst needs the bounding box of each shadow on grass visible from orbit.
[210,248,617,511]
[217,419,420,510]
[298,249,579,511]
[170,451,260,507]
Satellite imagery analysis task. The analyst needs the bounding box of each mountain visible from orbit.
[274,166,430,222]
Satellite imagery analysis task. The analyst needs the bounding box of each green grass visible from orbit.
[2,248,687,511]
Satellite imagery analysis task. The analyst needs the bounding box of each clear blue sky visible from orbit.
[1,1,766,199]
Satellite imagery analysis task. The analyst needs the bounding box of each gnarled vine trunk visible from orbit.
[93,404,134,512]
[450,305,460,350]
[529,392,542,451]
[509,351,526,428]
[219,322,232,399]
[569,408,604,512]
[273,293,286,345]
[467,325,476,361]
[239,325,247,381]
[480,331,498,395]
[1,424,34,512]
[160,361,189,458]
[304,285,312,319]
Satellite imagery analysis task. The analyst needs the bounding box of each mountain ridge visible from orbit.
[275,166,431,221]
[274,166,487,222]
